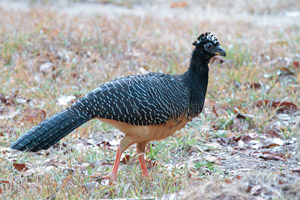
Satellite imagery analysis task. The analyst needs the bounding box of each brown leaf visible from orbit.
[0,93,6,104]
[121,154,131,165]
[52,141,68,149]
[1,93,18,106]
[71,72,80,78]
[22,108,46,122]
[292,168,300,174]
[0,181,9,184]
[293,61,299,68]
[204,99,218,117]
[0,180,9,194]
[263,121,282,138]
[264,66,297,85]
[255,100,298,113]
[146,159,158,169]
[170,2,188,8]
[231,111,254,132]
[13,163,29,171]
[260,138,284,148]
[259,152,286,161]
[245,82,262,90]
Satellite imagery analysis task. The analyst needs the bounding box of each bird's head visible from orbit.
[192,32,226,59]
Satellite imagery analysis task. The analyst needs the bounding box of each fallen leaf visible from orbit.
[0,93,6,104]
[245,82,262,90]
[146,159,158,169]
[57,95,76,106]
[277,114,292,121]
[263,121,282,138]
[0,181,9,184]
[264,66,297,85]
[139,67,148,74]
[71,72,80,78]
[203,99,219,117]
[292,168,300,174]
[81,139,94,146]
[238,140,245,148]
[255,100,298,113]
[0,93,18,106]
[121,155,131,165]
[203,155,217,163]
[52,141,68,149]
[259,152,286,161]
[260,138,284,148]
[16,98,27,104]
[13,163,29,171]
[0,180,10,194]
[0,107,20,119]
[214,158,222,165]
[39,62,54,73]
[22,108,46,122]
[250,185,262,196]
[170,2,188,8]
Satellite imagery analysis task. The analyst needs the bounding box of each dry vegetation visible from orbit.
[0,0,300,199]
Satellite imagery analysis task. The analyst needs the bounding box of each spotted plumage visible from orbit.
[72,73,191,126]
[10,32,226,182]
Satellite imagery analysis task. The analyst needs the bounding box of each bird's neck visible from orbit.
[184,48,210,89]
[188,48,210,71]
[180,49,210,118]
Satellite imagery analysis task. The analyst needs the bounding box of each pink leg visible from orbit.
[137,149,149,177]
[136,144,150,177]
[97,146,122,184]
[98,137,133,183]
[110,146,122,181]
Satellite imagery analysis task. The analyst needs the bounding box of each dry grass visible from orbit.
[0,1,300,199]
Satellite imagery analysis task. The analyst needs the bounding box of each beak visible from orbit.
[215,46,226,57]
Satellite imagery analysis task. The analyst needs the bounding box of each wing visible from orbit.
[69,73,190,126]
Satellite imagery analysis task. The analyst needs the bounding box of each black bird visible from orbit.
[10,32,226,183]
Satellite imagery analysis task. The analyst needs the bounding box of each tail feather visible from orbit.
[31,116,82,151]
[10,109,90,152]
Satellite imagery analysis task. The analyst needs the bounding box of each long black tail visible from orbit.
[10,109,90,152]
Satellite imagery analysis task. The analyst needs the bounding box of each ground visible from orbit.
[0,0,300,199]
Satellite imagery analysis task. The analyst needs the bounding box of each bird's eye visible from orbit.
[206,43,212,49]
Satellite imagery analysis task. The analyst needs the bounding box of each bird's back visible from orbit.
[69,73,191,126]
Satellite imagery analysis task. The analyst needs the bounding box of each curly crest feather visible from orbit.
[195,32,219,46]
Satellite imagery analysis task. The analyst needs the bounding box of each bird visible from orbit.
[10,32,226,183]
